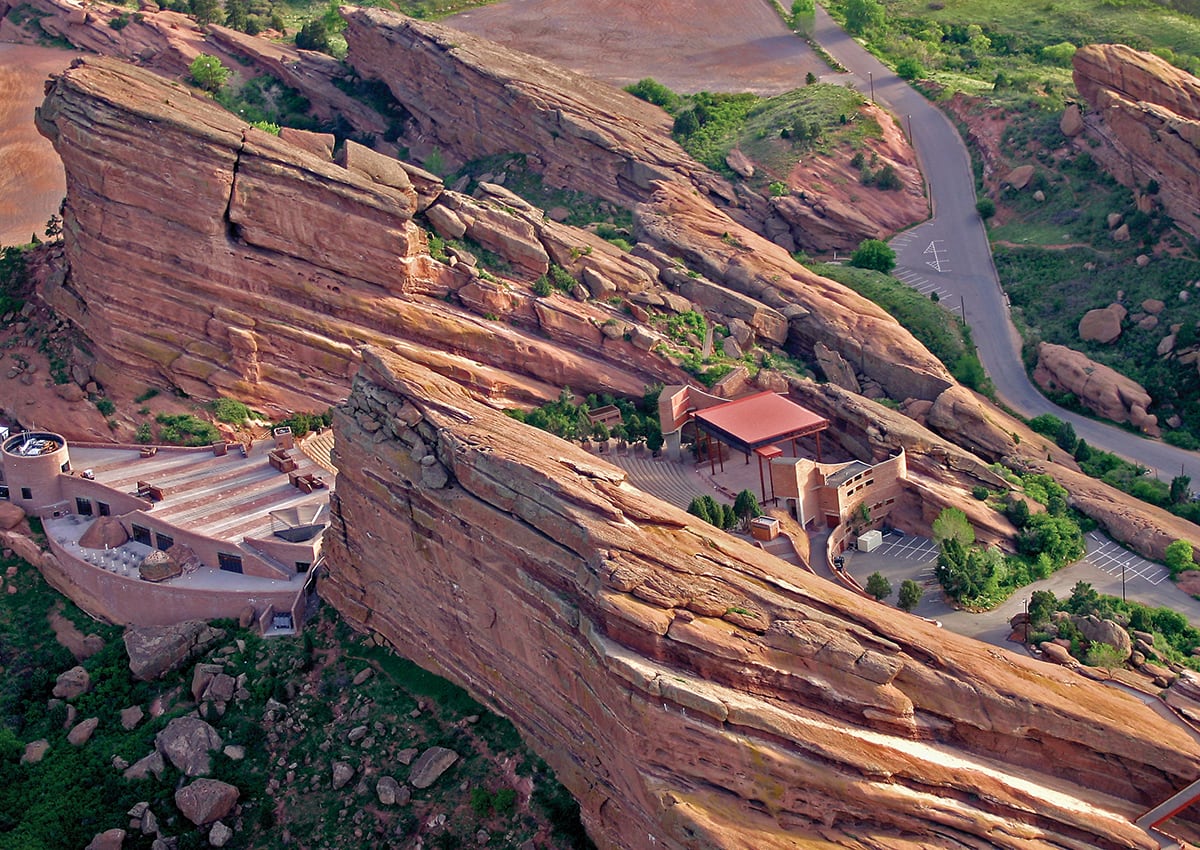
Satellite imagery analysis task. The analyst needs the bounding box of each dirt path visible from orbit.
[445,0,827,94]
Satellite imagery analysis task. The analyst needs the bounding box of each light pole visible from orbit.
[1024,596,1030,645]
[868,71,874,103]
[1122,560,1127,602]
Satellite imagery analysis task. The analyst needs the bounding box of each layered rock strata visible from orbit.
[341,8,734,208]
[33,57,687,413]
[1073,44,1200,239]
[322,347,1200,850]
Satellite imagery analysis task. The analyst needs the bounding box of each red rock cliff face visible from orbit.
[33,57,685,413]
[321,346,1200,850]
[341,8,735,207]
[1074,43,1200,238]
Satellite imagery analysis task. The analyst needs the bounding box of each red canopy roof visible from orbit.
[693,392,828,453]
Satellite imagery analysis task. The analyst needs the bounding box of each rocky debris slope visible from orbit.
[1073,44,1200,239]
[320,346,1200,850]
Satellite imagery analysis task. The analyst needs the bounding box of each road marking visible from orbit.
[924,240,950,273]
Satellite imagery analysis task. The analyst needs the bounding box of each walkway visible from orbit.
[808,3,1200,483]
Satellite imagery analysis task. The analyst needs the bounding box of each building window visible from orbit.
[0,486,7,500]
[75,497,93,516]
[295,561,311,573]
[61,461,70,473]
[218,553,243,574]
[131,525,152,546]
[98,502,110,517]
[20,488,31,501]
[155,532,174,552]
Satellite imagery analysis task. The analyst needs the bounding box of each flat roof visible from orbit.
[693,391,828,453]
[69,440,333,544]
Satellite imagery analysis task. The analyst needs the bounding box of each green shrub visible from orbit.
[1166,539,1196,576]
[213,397,251,424]
[849,239,895,273]
[189,54,230,93]
[866,571,892,601]
[532,275,553,297]
[94,398,115,416]
[155,413,219,446]
[624,78,680,112]
[971,485,990,500]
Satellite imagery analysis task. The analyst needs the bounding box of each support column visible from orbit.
[666,429,682,462]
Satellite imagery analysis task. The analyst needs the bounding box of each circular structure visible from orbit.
[2,431,70,515]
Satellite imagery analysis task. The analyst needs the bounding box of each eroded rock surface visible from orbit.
[1033,342,1159,435]
[1074,44,1200,238]
[320,347,1200,850]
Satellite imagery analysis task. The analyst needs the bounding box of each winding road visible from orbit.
[810,4,1200,486]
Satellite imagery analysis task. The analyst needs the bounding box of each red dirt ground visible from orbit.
[445,0,829,95]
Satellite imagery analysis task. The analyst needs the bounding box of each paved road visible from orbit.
[846,529,1200,635]
[810,4,1200,484]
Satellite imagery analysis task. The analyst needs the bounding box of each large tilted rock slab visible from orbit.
[341,8,732,208]
[34,56,673,413]
[1074,44,1200,238]
[320,347,1200,850]
[1033,342,1159,435]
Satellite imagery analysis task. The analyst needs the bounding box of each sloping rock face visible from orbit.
[341,8,733,207]
[321,347,1200,850]
[34,57,680,413]
[1074,44,1200,238]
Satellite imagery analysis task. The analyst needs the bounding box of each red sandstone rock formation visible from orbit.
[1073,44,1200,239]
[33,57,686,413]
[1034,342,1159,436]
[321,347,1200,850]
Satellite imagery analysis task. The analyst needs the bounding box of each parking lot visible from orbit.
[1085,532,1171,587]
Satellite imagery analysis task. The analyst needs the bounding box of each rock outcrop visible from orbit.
[35,57,686,414]
[1033,342,1159,435]
[341,8,730,208]
[320,347,1200,850]
[1073,44,1200,238]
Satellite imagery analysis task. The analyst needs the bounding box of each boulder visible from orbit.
[377,775,401,805]
[1142,298,1165,314]
[1106,212,1123,229]
[175,779,238,826]
[191,663,224,703]
[21,739,49,764]
[1005,164,1035,190]
[53,665,91,699]
[1077,305,1124,343]
[85,829,126,850]
[332,760,355,790]
[124,621,225,681]
[1040,642,1076,666]
[124,750,165,781]
[1111,223,1131,242]
[1060,104,1084,136]
[156,716,223,776]
[78,516,130,549]
[1071,615,1133,660]
[0,502,24,530]
[208,821,234,847]
[1034,343,1157,434]
[425,203,468,240]
[120,706,145,731]
[408,747,459,789]
[725,148,755,179]
[68,717,99,746]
